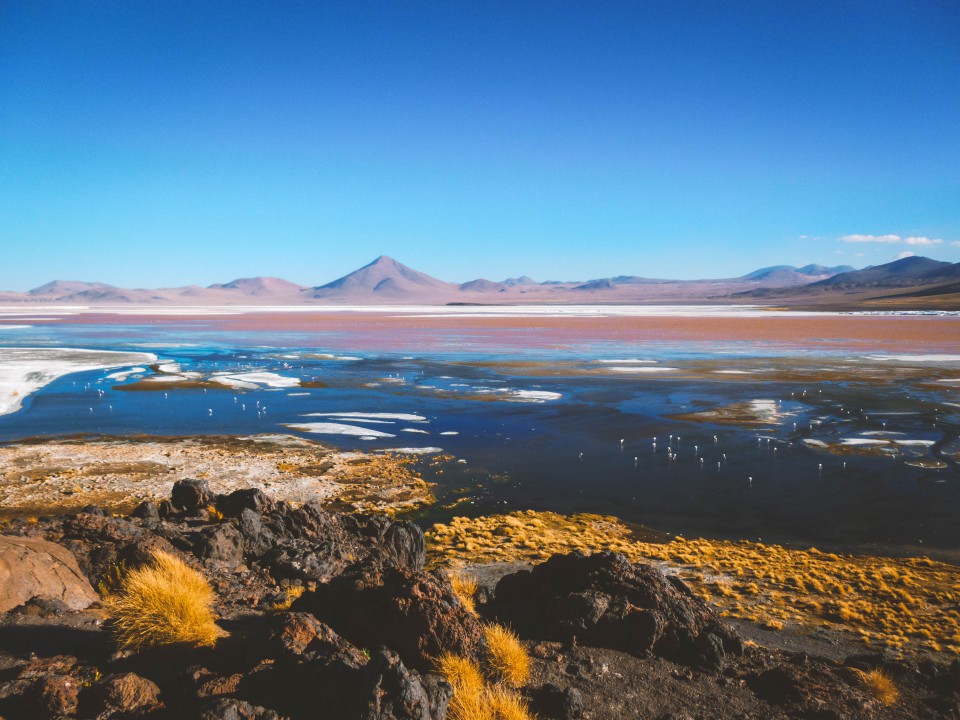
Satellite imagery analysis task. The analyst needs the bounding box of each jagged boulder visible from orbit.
[53,512,181,588]
[0,536,99,612]
[252,500,425,583]
[82,672,161,716]
[172,478,214,514]
[491,551,742,669]
[198,698,284,720]
[292,565,485,672]
[242,614,447,719]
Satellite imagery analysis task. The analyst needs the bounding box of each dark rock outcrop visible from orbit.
[253,501,425,583]
[82,672,161,716]
[172,478,214,514]
[293,565,484,672]
[197,698,284,720]
[242,615,448,719]
[491,551,742,669]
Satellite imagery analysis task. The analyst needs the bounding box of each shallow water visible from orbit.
[1,311,958,553]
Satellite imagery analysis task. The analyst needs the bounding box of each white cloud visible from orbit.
[951,241,960,248]
[896,251,915,259]
[841,234,901,243]
[840,234,945,246]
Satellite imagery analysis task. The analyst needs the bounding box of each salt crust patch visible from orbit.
[210,372,300,388]
[308,412,428,422]
[283,422,395,438]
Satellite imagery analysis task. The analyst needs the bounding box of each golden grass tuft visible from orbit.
[860,668,899,705]
[437,653,534,720]
[106,550,226,650]
[437,653,486,720]
[484,624,530,687]
[449,571,479,614]
[483,684,535,720]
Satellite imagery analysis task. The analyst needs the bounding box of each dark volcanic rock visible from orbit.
[256,501,425,583]
[217,488,273,517]
[54,512,181,588]
[266,612,369,667]
[358,648,450,720]
[491,551,742,669]
[131,500,161,523]
[243,615,447,719]
[83,672,161,715]
[198,698,283,720]
[172,478,214,514]
[293,565,485,672]
[27,674,80,718]
[196,523,245,570]
[531,683,584,719]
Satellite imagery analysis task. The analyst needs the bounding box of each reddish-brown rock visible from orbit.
[0,535,99,612]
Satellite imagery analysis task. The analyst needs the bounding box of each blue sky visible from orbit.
[1,1,958,289]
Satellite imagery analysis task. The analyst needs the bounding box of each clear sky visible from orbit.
[1,1,958,289]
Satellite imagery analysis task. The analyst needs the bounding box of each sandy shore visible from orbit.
[0,347,157,416]
[0,434,441,518]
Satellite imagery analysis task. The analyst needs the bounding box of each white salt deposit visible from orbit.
[401,428,430,434]
[212,372,300,388]
[439,431,459,436]
[283,422,395,438]
[308,412,429,422]
[0,348,156,417]
[105,367,147,381]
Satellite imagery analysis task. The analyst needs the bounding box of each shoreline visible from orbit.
[0,433,440,519]
[0,347,157,417]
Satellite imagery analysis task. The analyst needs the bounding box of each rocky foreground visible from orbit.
[1,483,958,720]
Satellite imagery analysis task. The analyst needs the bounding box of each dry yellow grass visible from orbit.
[483,684,535,720]
[269,584,306,611]
[484,624,530,687]
[426,511,960,657]
[437,653,486,720]
[106,550,226,650]
[859,668,900,705]
[437,652,534,720]
[449,571,479,614]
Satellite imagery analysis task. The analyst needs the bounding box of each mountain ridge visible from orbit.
[3,256,958,308]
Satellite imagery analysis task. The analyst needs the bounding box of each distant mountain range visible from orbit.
[2,255,958,308]
[735,256,960,307]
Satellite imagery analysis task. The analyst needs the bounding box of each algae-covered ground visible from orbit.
[426,511,960,658]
